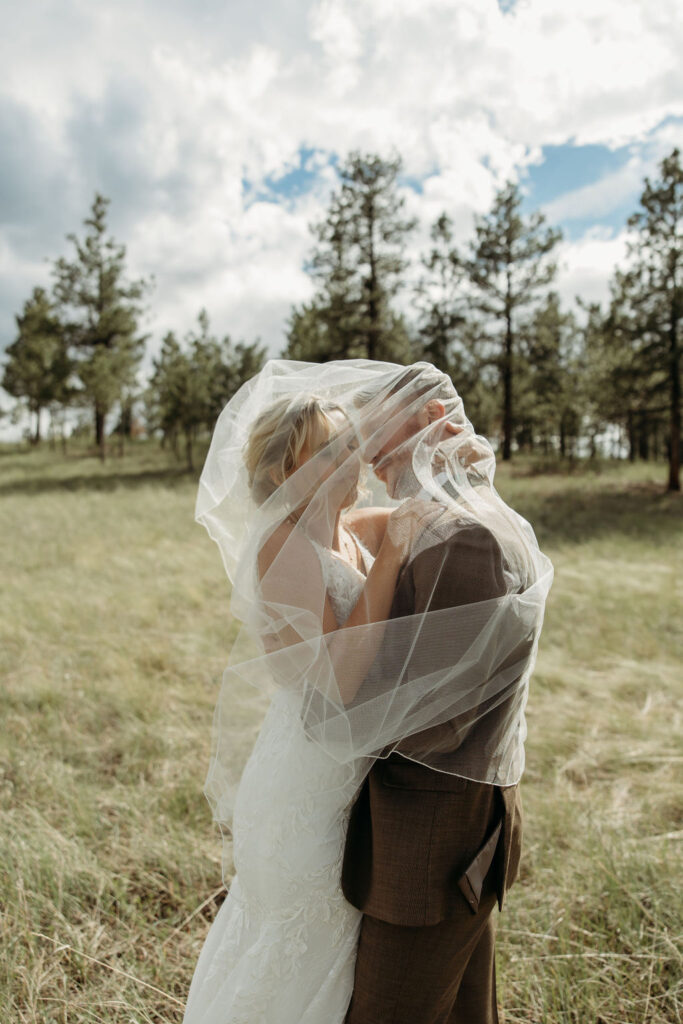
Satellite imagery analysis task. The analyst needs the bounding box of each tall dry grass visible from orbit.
[1,444,681,1023]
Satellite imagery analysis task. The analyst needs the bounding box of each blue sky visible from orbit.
[525,143,628,208]
[1,0,682,394]
[522,141,634,238]
[254,148,330,203]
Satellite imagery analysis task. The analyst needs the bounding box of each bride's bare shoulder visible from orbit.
[257,520,302,577]
[343,507,392,555]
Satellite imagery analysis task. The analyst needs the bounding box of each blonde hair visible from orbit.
[244,395,344,504]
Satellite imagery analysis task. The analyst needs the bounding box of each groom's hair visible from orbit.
[353,362,456,412]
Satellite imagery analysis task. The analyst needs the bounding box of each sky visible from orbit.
[1,0,682,389]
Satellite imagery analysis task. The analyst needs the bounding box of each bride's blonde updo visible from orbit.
[244,395,344,504]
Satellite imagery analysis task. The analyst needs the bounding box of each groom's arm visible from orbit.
[411,523,507,614]
[392,524,516,759]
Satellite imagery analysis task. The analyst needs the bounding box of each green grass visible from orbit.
[1,443,682,1023]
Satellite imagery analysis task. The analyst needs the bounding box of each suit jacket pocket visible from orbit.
[457,818,502,913]
[380,757,469,792]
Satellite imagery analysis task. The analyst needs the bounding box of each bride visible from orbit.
[182,390,413,1024]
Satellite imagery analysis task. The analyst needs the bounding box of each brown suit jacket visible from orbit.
[341,520,525,927]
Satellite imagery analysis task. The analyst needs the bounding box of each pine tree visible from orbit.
[413,213,496,432]
[608,149,682,490]
[284,152,416,363]
[416,213,470,374]
[52,193,150,459]
[574,300,614,458]
[2,287,72,443]
[284,302,333,362]
[145,331,186,458]
[522,294,584,455]
[467,182,562,460]
[147,312,265,470]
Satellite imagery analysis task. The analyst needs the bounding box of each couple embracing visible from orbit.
[182,359,553,1024]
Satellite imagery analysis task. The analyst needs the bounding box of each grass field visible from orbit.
[1,443,682,1023]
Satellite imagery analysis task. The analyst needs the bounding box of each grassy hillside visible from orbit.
[1,444,681,1023]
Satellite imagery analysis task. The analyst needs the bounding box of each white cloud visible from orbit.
[309,0,363,65]
[555,228,631,309]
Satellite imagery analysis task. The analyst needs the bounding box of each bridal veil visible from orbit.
[195,359,553,846]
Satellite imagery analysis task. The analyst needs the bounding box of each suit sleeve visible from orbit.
[410,524,507,614]
[393,525,512,758]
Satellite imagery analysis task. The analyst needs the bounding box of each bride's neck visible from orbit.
[289,507,347,550]
[330,510,344,552]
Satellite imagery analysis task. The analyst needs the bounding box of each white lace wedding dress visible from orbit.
[182,541,372,1024]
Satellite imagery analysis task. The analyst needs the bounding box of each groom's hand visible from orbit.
[445,423,493,477]
[386,498,438,561]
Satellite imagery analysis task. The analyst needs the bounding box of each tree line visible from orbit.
[2,148,681,489]
[1,195,266,469]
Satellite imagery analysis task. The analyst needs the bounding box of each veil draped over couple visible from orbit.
[183,359,553,1024]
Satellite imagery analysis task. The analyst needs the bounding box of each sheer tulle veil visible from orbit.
[195,358,553,836]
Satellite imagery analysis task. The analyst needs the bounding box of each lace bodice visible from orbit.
[313,537,374,626]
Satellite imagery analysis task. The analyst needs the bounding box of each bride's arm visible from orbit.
[257,515,405,642]
[328,504,428,703]
[257,512,412,703]
[332,526,404,633]
[259,503,430,704]
[342,506,392,556]
[257,521,341,640]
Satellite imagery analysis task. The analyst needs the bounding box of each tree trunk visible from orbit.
[638,412,650,460]
[32,407,42,445]
[185,430,194,472]
[95,405,106,461]
[627,410,636,462]
[367,209,378,361]
[367,290,378,360]
[668,305,681,492]
[121,400,133,439]
[502,309,513,461]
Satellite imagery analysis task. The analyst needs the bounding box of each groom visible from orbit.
[342,364,530,1024]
